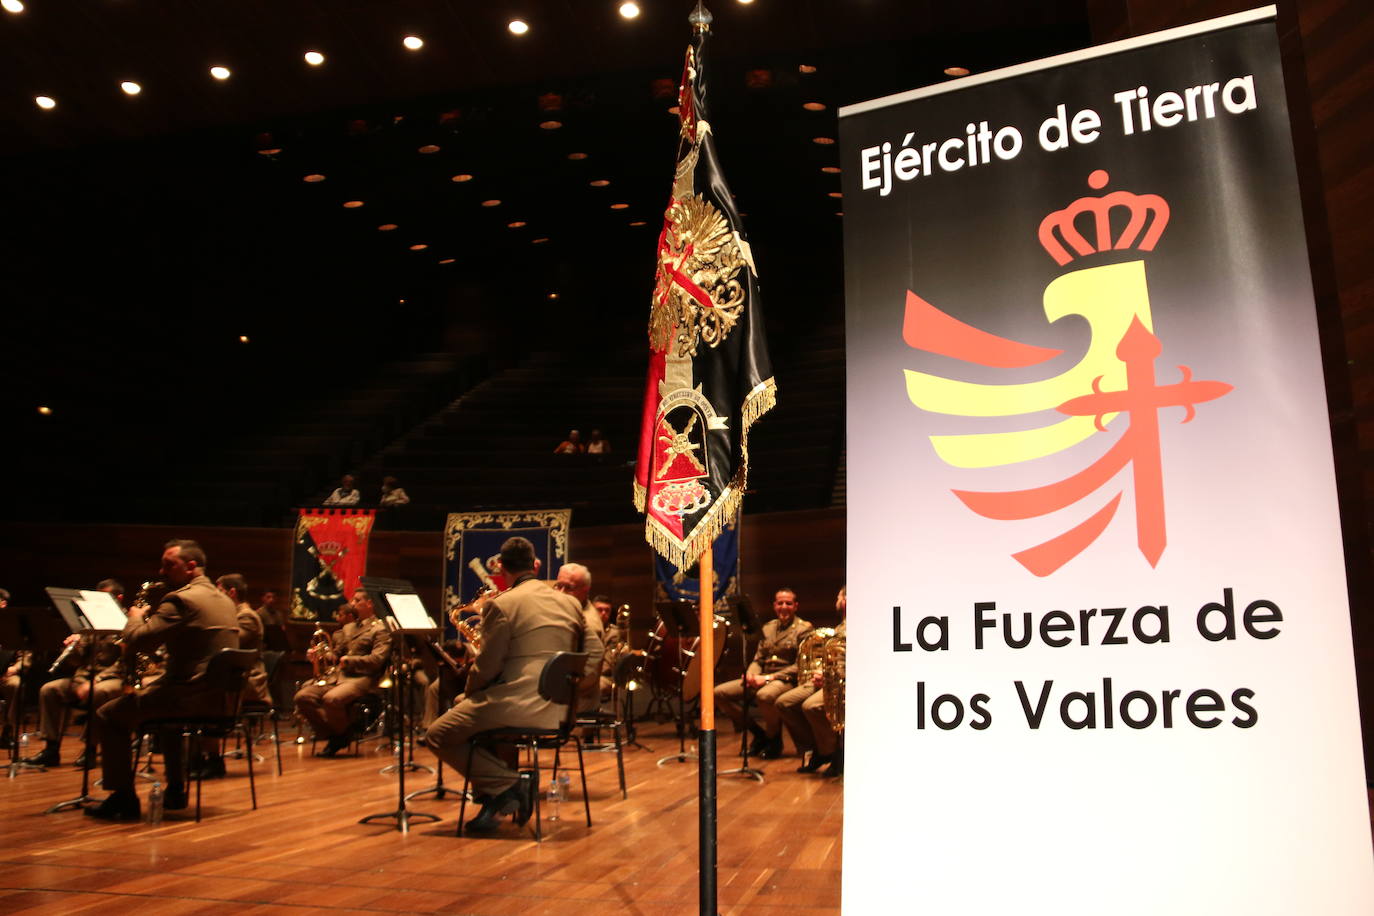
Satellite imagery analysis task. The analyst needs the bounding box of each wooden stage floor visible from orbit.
[0,721,843,915]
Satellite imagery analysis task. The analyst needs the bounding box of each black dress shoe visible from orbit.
[85,792,141,822]
[465,787,520,834]
[163,786,189,811]
[758,735,784,759]
[21,747,59,767]
[821,751,844,778]
[317,735,350,758]
[71,751,91,768]
[796,753,831,774]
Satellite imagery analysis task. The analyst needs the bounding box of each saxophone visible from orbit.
[821,634,846,733]
[118,580,167,694]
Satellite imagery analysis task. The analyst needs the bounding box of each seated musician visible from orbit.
[293,587,390,757]
[550,563,605,713]
[87,540,240,821]
[424,537,583,834]
[778,585,846,776]
[21,578,127,768]
[713,588,813,759]
[594,594,622,699]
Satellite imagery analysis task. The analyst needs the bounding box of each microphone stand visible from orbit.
[719,602,764,783]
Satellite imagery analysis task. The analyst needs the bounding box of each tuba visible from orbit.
[795,627,837,683]
[821,634,846,733]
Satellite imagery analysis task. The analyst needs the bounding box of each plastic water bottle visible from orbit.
[146,781,164,825]
[18,733,28,757]
[546,772,562,821]
[557,769,571,808]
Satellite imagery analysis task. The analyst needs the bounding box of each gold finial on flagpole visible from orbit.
[689,1,712,33]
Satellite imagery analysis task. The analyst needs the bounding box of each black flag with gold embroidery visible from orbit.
[633,20,776,571]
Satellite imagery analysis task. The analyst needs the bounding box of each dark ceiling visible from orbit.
[0,0,1090,516]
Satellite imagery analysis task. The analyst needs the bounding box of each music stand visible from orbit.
[655,599,701,767]
[718,593,765,783]
[356,577,440,834]
[42,587,127,810]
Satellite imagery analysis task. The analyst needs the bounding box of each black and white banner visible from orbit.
[839,7,1372,912]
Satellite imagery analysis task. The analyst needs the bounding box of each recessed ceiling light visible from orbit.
[438,258,455,264]
[827,191,842,198]
[257,148,282,156]
[532,237,549,244]
[610,203,629,210]
[812,136,836,145]
[629,220,647,227]
[304,50,325,66]
[567,152,588,161]
[821,166,841,174]
[2,0,25,14]
[798,64,817,74]
[619,2,640,19]
[409,243,429,251]
[399,299,406,304]
[481,199,502,207]
[37,405,52,415]
[377,223,398,231]
[403,35,424,51]
[802,102,826,112]
[738,0,755,5]
[508,19,529,35]
[451,173,474,182]
[120,81,142,96]
[539,120,563,130]
[210,66,231,81]
[418,144,440,154]
[342,200,365,208]
[547,292,559,300]
[944,66,971,77]
[239,335,250,343]
[835,211,844,217]
[589,179,610,187]
[303,173,326,183]
[34,95,55,110]
[508,220,527,228]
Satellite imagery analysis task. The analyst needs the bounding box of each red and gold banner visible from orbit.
[290,508,375,620]
[633,24,775,571]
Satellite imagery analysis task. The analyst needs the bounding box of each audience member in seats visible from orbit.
[551,563,605,712]
[323,474,361,506]
[379,475,411,506]
[21,578,127,768]
[293,588,391,757]
[553,429,585,454]
[424,537,583,834]
[778,585,847,775]
[87,539,240,821]
[713,588,813,759]
[586,429,611,455]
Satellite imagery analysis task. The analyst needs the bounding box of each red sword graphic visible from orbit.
[1056,316,1232,566]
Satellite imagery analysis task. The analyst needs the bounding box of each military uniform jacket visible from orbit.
[123,575,239,685]
[462,576,584,731]
[334,616,391,686]
[746,616,814,683]
[235,603,272,703]
[600,623,625,677]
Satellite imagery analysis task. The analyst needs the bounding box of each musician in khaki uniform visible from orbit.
[88,539,240,821]
[714,588,813,759]
[294,587,391,757]
[779,586,846,775]
[595,595,623,698]
[551,563,605,713]
[425,537,583,833]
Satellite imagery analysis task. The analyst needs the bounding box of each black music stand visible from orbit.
[655,599,701,767]
[718,594,765,783]
[42,587,127,810]
[357,577,440,834]
[405,640,467,806]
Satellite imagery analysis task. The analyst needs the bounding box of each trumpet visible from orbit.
[307,625,335,687]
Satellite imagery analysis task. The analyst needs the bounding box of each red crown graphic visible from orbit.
[1038,169,1170,266]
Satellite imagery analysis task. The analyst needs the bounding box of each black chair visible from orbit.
[574,651,647,800]
[233,649,285,775]
[138,648,260,822]
[457,651,590,841]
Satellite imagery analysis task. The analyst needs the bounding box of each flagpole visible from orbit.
[698,545,717,916]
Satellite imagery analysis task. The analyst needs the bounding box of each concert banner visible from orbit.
[290,508,375,621]
[653,510,740,604]
[839,8,1373,913]
[443,509,571,613]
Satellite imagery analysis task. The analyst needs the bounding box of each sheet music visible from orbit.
[385,592,436,631]
[74,589,129,632]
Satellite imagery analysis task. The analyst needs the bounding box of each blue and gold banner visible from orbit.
[442,509,571,614]
[653,511,739,604]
